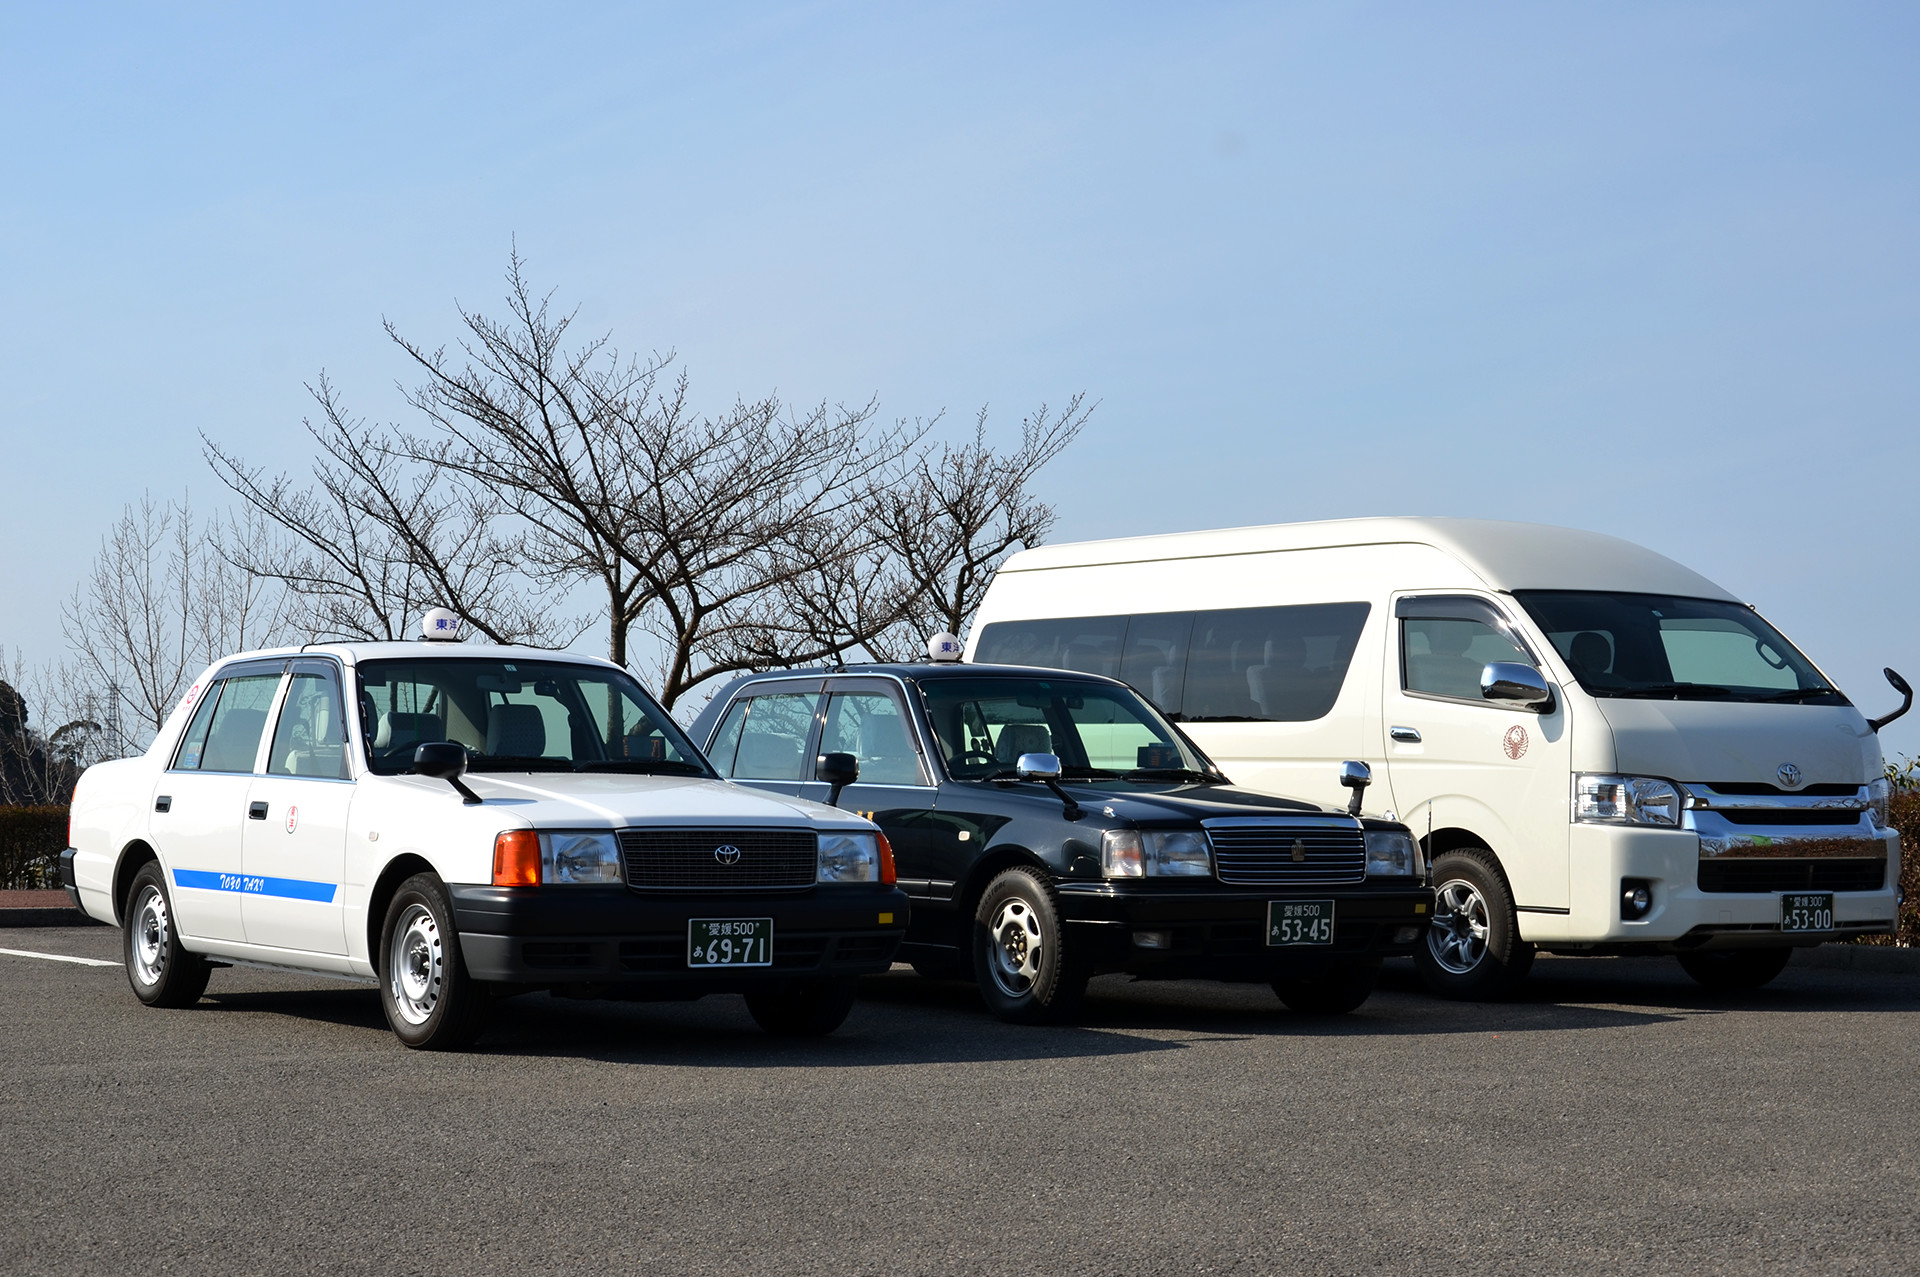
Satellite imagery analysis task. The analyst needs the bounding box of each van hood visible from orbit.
[391,771,873,830]
[1595,700,1880,786]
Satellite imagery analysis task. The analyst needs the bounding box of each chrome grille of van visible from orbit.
[619,828,817,891]
[1202,818,1366,885]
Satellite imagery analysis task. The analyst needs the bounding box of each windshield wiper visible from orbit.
[575,759,708,775]
[465,756,575,772]
[1060,767,1124,779]
[1754,686,1840,703]
[1124,767,1219,783]
[1606,683,1736,699]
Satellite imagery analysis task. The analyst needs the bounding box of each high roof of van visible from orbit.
[998,517,1739,601]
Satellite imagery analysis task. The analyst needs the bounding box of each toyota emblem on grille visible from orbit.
[1291,839,1306,863]
[713,844,742,866]
[1777,763,1802,789]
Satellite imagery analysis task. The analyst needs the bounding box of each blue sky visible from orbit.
[2,2,1917,756]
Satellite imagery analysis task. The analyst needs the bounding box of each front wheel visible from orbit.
[744,980,858,1036]
[379,874,489,1050]
[972,868,1088,1024]
[123,862,211,1008]
[1272,959,1379,1015]
[1677,947,1792,992]
[1415,851,1534,1000]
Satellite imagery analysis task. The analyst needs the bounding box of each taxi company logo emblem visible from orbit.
[1502,725,1529,760]
[1291,840,1307,863]
[1777,763,1802,788]
[713,844,742,866]
[285,806,299,834]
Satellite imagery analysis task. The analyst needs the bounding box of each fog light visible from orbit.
[1622,879,1653,921]
[1132,929,1172,950]
[1392,925,1420,944]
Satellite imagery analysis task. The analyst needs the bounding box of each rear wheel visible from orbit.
[1677,947,1792,992]
[744,980,859,1036]
[1416,851,1534,1000]
[972,868,1088,1024]
[123,862,211,1008]
[379,874,489,1050]
[1272,959,1379,1015]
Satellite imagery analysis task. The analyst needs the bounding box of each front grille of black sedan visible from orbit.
[619,828,817,891]
[1205,821,1367,886]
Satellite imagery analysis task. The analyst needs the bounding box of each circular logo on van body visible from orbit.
[285,806,299,833]
[1502,726,1529,760]
[713,844,742,866]
[1777,763,1802,789]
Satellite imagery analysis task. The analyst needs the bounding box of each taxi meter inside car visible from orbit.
[59,613,907,1048]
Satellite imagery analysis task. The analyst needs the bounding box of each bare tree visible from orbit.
[204,377,575,647]
[0,650,114,804]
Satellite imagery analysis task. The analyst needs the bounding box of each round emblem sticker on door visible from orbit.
[286,805,299,833]
[1502,725,1529,760]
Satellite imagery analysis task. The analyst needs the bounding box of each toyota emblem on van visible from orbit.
[1777,763,1802,788]
[713,844,742,865]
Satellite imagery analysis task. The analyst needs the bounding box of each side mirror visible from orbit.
[816,752,859,807]
[1015,752,1081,819]
[414,741,482,805]
[1869,667,1913,733]
[1481,662,1556,713]
[1338,760,1371,817]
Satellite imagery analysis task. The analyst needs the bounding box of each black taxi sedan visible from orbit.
[688,661,1435,1021]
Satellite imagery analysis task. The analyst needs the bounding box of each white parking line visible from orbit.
[0,947,118,968]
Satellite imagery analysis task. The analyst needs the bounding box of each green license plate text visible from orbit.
[688,918,773,967]
[1267,899,1335,946]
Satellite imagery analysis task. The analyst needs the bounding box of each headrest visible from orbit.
[374,711,444,750]
[994,722,1052,763]
[486,704,547,758]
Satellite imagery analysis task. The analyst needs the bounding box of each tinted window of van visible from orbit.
[976,603,1369,723]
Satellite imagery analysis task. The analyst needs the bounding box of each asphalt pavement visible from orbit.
[3,926,1917,1276]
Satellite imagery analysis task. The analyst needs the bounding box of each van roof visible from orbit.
[998,516,1739,601]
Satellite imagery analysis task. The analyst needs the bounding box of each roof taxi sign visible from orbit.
[927,631,963,662]
[420,607,463,642]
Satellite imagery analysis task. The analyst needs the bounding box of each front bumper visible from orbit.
[451,884,910,991]
[1054,881,1434,978]
[59,848,81,912]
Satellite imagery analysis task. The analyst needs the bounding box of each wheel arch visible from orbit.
[366,853,438,965]
[1421,826,1518,894]
[111,840,161,926]
[954,845,1052,932]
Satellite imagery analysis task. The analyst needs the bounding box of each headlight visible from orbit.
[1102,829,1213,878]
[540,831,622,885]
[1573,774,1681,826]
[818,831,880,883]
[1364,830,1417,877]
[1868,777,1892,830]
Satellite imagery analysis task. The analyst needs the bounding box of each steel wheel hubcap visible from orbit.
[388,903,444,1026]
[988,898,1045,996]
[1428,877,1492,975]
[131,886,168,985]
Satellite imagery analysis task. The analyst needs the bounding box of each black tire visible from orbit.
[378,873,489,1050]
[1416,850,1535,1000]
[744,980,859,1036]
[123,862,212,1008]
[972,867,1088,1024]
[1677,947,1792,992]
[1272,959,1380,1015]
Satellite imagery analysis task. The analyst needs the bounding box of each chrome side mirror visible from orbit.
[1016,752,1062,781]
[1338,760,1371,817]
[1481,662,1555,713]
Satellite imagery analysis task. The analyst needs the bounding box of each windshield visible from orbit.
[356,657,711,775]
[1512,591,1847,705]
[917,676,1218,783]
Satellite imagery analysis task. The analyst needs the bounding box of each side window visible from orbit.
[1183,604,1371,722]
[1403,617,1531,701]
[268,670,350,779]
[974,617,1127,678]
[707,698,750,773]
[1117,612,1194,715]
[820,691,923,786]
[197,673,284,773]
[172,680,227,771]
[731,693,820,781]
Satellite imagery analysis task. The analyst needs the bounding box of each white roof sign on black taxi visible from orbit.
[59,610,909,1049]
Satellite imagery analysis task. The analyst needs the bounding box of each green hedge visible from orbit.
[0,806,68,890]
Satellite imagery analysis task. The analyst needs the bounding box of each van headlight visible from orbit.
[1364,831,1417,877]
[1867,777,1892,830]
[1573,774,1681,826]
[1102,830,1213,878]
[540,832,623,884]
[818,832,881,883]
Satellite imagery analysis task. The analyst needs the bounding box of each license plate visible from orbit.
[688,918,773,967]
[1267,899,1335,946]
[1780,893,1834,933]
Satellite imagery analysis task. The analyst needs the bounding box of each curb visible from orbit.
[0,907,102,928]
[1791,944,1920,975]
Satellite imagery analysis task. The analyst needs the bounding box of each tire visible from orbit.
[744,980,859,1036]
[1416,850,1535,1000]
[1677,947,1792,992]
[379,873,489,1050]
[972,867,1088,1024]
[1272,959,1380,1015]
[123,862,212,1008]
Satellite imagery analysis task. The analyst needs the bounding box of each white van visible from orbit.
[967,518,1907,997]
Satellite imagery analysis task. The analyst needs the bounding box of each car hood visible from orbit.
[1595,699,1880,786]
[406,771,873,830]
[987,781,1336,826]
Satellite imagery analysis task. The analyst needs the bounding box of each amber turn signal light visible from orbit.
[493,830,541,885]
[877,831,896,886]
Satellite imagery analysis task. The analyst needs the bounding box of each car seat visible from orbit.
[993,722,1053,766]
[486,704,547,757]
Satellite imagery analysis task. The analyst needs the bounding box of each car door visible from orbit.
[241,658,353,954]
[706,680,826,799]
[801,678,938,925]
[1380,594,1570,912]
[152,661,287,942]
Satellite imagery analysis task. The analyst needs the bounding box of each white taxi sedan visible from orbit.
[59,625,907,1048]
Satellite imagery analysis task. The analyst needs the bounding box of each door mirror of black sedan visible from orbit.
[1015,752,1062,781]
[816,751,859,807]
[1480,662,1556,713]
[414,742,483,805]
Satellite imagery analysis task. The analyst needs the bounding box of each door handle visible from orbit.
[1389,726,1422,744]
[248,802,269,820]
[154,795,171,813]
